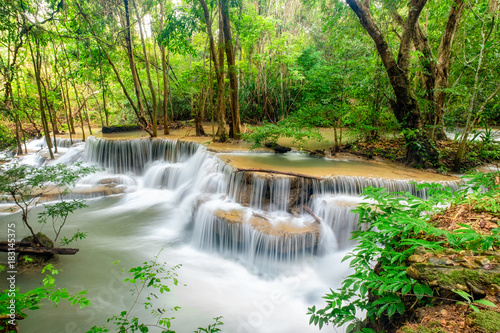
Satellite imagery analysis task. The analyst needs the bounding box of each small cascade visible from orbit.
[311,195,364,249]
[269,177,291,211]
[192,201,320,276]
[83,136,201,173]
[41,137,83,148]
[142,162,183,189]
[314,176,461,198]
[250,174,267,210]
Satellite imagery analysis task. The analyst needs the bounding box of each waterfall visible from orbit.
[41,137,83,148]
[314,176,461,198]
[250,174,267,210]
[72,137,462,275]
[83,136,201,173]
[310,195,364,250]
[192,201,319,276]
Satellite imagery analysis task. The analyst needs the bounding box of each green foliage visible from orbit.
[0,162,95,245]
[452,289,497,313]
[242,120,323,149]
[309,172,500,331]
[87,258,223,333]
[38,199,88,244]
[158,6,197,55]
[469,310,500,333]
[193,316,224,333]
[0,121,16,150]
[0,263,91,321]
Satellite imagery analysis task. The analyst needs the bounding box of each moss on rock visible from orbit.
[469,310,500,333]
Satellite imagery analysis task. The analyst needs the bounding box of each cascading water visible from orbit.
[2,136,463,333]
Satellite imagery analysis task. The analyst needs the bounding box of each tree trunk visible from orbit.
[132,0,158,137]
[198,0,228,142]
[346,0,439,167]
[29,38,54,160]
[432,0,466,140]
[123,0,150,133]
[220,0,241,139]
[216,8,228,141]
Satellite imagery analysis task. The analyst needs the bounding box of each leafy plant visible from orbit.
[243,119,323,150]
[453,289,497,313]
[38,199,88,245]
[309,172,500,332]
[0,263,91,331]
[0,162,95,246]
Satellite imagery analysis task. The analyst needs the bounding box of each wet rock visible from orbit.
[454,283,468,291]
[461,261,481,269]
[466,281,486,297]
[428,257,445,266]
[409,255,427,263]
[488,284,500,295]
[452,255,466,262]
[406,265,421,279]
[438,258,455,266]
[460,250,476,256]
[212,207,320,252]
[429,280,439,286]
[415,246,427,255]
[265,142,291,154]
[475,257,491,266]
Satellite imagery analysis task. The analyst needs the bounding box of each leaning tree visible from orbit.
[345,0,441,167]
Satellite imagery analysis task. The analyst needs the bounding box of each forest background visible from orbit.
[1,0,499,171]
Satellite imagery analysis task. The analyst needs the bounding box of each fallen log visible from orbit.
[304,206,322,224]
[235,168,322,180]
[0,314,24,320]
[0,243,79,255]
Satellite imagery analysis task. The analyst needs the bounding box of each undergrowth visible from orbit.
[308,171,500,332]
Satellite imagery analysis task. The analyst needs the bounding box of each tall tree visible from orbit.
[198,0,228,142]
[220,0,241,139]
[345,0,439,167]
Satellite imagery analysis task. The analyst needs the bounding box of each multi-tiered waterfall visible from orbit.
[4,136,461,333]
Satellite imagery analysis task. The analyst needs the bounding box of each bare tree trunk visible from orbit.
[220,0,241,139]
[346,0,439,167]
[60,82,73,144]
[28,38,54,160]
[132,0,158,137]
[123,0,149,132]
[99,60,109,126]
[432,0,466,140]
[198,0,228,142]
[158,1,170,135]
[160,45,170,135]
[40,79,58,153]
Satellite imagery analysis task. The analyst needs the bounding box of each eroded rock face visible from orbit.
[406,247,500,297]
[237,172,313,213]
[40,184,126,202]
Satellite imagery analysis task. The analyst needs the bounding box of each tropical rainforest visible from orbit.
[1,0,500,332]
[0,0,499,170]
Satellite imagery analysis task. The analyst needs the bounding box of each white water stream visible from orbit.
[0,137,460,332]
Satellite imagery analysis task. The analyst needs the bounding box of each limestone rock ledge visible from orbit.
[406,247,500,297]
[212,207,321,252]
